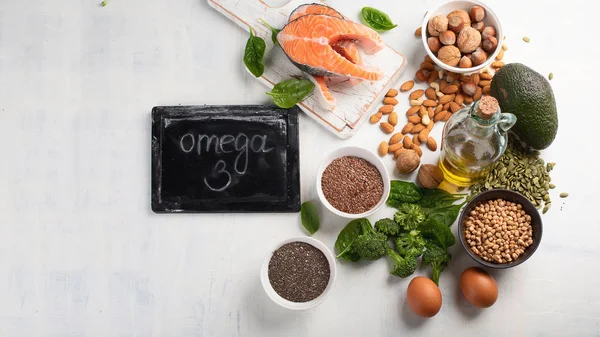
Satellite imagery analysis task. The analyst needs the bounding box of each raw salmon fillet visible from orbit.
[278,14,385,81]
[307,75,336,111]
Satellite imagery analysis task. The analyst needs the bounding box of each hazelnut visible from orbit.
[417,164,444,189]
[461,82,477,96]
[457,26,481,53]
[439,30,456,45]
[396,149,420,174]
[437,45,461,67]
[459,56,473,68]
[482,26,496,40]
[448,15,464,33]
[471,21,485,32]
[428,15,448,37]
[482,36,498,53]
[469,6,486,22]
[427,37,441,53]
[447,10,471,28]
[471,48,488,66]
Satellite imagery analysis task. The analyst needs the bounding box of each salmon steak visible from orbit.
[278,14,385,81]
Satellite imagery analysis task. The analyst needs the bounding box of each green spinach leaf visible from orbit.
[423,202,466,227]
[335,218,370,262]
[259,18,281,46]
[266,79,314,108]
[244,27,266,77]
[420,218,456,250]
[417,188,467,209]
[361,7,398,31]
[300,201,319,235]
[387,181,422,208]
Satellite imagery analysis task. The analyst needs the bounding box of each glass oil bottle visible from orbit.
[438,96,517,187]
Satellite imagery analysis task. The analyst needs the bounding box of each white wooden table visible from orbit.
[0,0,596,336]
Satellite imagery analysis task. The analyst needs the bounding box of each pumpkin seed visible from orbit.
[549,183,556,189]
[559,192,569,198]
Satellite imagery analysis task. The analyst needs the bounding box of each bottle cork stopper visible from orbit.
[476,96,499,120]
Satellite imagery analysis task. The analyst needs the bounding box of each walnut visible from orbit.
[437,45,461,67]
[428,15,448,37]
[457,26,481,53]
[447,10,471,28]
[417,164,444,189]
[396,149,420,174]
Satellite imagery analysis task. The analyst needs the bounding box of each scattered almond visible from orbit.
[483,85,491,94]
[443,112,452,121]
[443,103,450,111]
[412,144,423,157]
[415,27,422,37]
[406,105,420,116]
[412,124,426,134]
[425,88,437,100]
[464,95,474,104]
[478,80,491,87]
[423,99,438,107]
[427,107,434,119]
[491,61,505,68]
[413,134,421,146]
[441,84,459,94]
[424,55,434,63]
[426,137,438,151]
[384,97,398,105]
[420,61,435,71]
[370,112,382,124]
[400,80,415,92]
[427,70,439,84]
[418,129,430,142]
[393,147,405,159]
[435,104,443,114]
[440,79,448,91]
[388,142,403,153]
[434,111,448,122]
[379,105,394,114]
[408,115,421,124]
[386,89,399,97]
[480,73,493,80]
[419,106,427,117]
[471,73,480,86]
[449,102,461,113]
[426,120,434,131]
[473,87,483,101]
[380,122,394,134]
[439,94,454,104]
[389,132,404,145]
[460,75,471,83]
[378,141,388,156]
[409,89,425,100]
[388,111,398,126]
[454,94,464,106]
[403,135,413,149]
[402,123,415,134]
[496,48,504,60]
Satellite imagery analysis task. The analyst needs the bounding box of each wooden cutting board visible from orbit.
[207,0,407,139]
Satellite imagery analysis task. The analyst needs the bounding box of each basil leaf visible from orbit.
[418,188,467,209]
[300,201,320,235]
[244,27,266,77]
[266,79,314,108]
[420,218,456,250]
[335,218,369,262]
[423,202,466,227]
[386,181,422,208]
[259,18,281,46]
[361,7,398,31]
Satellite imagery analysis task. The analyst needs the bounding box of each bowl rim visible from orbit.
[458,189,543,269]
[315,146,391,219]
[260,236,337,310]
[421,0,504,74]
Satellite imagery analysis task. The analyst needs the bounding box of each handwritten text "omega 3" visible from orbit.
[179,133,274,192]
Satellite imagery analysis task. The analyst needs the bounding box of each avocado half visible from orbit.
[490,63,558,150]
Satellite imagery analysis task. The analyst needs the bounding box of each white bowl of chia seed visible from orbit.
[316,146,391,219]
[260,236,337,310]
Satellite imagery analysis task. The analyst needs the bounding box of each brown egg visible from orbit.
[406,276,442,317]
[460,267,498,308]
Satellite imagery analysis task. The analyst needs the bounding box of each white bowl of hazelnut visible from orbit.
[421,0,503,74]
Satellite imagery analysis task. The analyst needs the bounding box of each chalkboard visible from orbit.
[151,105,300,213]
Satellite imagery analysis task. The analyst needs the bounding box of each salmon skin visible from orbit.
[289,3,345,22]
[278,14,384,81]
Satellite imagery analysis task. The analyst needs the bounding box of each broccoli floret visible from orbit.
[422,244,452,285]
[395,230,426,258]
[374,218,400,237]
[393,204,426,231]
[386,248,418,278]
[353,221,388,261]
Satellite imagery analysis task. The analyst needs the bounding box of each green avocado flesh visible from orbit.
[490,63,558,150]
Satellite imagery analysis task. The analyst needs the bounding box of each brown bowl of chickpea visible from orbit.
[458,189,543,269]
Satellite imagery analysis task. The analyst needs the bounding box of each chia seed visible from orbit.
[268,241,330,303]
[321,156,384,214]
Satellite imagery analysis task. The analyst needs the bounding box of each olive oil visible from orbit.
[439,96,516,187]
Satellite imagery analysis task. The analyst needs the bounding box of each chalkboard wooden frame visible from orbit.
[151,105,301,213]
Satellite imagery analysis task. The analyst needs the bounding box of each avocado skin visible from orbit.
[490,63,558,150]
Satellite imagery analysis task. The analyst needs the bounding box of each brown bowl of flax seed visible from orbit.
[458,189,543,269]
[316,146,391,219]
